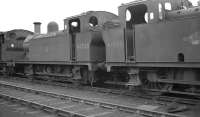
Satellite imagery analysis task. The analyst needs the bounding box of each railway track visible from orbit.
[0,98,57,117]
[1,76,200,112]
[5,76,200,106]
[0,78,188,117]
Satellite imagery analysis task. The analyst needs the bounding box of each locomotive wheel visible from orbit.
[141,77,173,91]
[62,67,73,78]
[46,66,53,74]
[24,65,33,75]
[37,65,46,74]
[140,71,173,92]
[54,66,61,74]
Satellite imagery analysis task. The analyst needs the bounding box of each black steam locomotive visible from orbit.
[1,0,200,96]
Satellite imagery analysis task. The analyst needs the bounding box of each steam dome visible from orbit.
[47,21,59,33]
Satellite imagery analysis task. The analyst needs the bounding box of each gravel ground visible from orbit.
[0,79,160,108]
[0,78,198,117]
[0,100,56,117]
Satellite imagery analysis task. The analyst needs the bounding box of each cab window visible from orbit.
[69,18,80,33]
[126,4,148,28]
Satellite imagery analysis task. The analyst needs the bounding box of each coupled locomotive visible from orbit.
[0,30,33,73]
[1,0,200,96]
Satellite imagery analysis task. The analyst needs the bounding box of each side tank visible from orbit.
[135,2,200,63]
[24,31,70,62]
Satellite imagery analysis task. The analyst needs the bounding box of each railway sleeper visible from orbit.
[0,79,196,117]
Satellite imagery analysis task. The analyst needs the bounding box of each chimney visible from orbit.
[33,22,41,34]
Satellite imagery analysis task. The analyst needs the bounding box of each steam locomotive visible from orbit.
[1,0,200,96]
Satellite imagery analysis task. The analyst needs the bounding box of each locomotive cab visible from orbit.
[68,18,81,61]
[64,11,118,68]
[118,0,165,62]
[124,4,148,61]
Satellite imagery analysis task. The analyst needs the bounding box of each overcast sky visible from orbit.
[0,0,198,33]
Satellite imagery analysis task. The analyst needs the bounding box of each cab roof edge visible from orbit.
[120,0,147,7]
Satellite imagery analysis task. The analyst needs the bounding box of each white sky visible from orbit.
[0,0,198,33]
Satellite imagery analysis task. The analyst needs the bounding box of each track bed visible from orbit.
[0,77,199,117]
